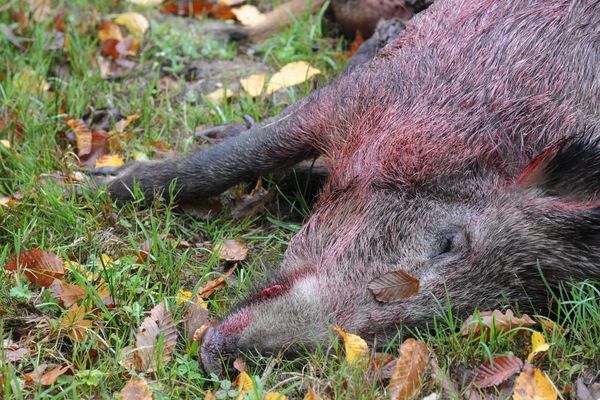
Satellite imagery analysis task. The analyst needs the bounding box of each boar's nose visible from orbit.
[200,327,230,376]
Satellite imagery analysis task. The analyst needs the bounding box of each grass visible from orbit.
[0,1,598,399]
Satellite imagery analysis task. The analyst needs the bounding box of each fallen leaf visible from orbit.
[40,365,69,386]
[24,364,48,384]
[0,196,20,208]
[231,187,275,221]
[346,30,365,58]
[231,5,266,26]
[198,267,236,298]
[233,357,247,373]
[472,355,524,388]
[120,377,154,400]
[367,269,419,303]
[29,0,52,23]
[388,338,428,400]
[264,393,286,400]
[67,118,93,157]
[204,391,217,400]
[266,61,320,95]
[240,73,266,97]
[206,87,234,104]
[4,249,64,287]
[2,346,29,363]
[115,12,149,36]
[366,352,397,382]
[50,280,87,308]
[461,309,536,337]
[95,154,124,168]
[61,303,92,342]
[14,67,50,95]
[97,21,123,42]
[536,316,565,335]
[219,239,248,262]
[303,387,323,400]
[527,331,550,363]
[512,363,558,400]
[236,371,255,400]
[176,289,193,305]
[134,301,177,372]
[183,296,209,342]
[0,139,11,148]
[334,325,369,366]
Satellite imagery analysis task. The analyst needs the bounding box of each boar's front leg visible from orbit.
[92,96,321,203]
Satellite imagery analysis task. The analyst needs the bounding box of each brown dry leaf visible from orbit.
[67,118,92,157]
[183,296,209,342]
[134,301,177,372]
[115,12,149,36]
[461,309,536,337]
[40,365,69,386]
[198,267,236,298]
[219,239,248,261]
[114,114,140,132]
[206,88,235,104]
[29,0,52,23]
[4,249,65,287]
[368,269,419,303]
[388,338,428,400]
[472,355,523,388]
[346,31,365,58]
[61,303,92,342]
[366,352,397,382]
[120,377,154,400]
[233,357,247,373]
[98,21,123,42]
[50,280,87,308]
[240,73,266,97]
[231,187,275,221]
[266,62,321,95]
[334,325,369,366]
[24,363,48,384]
[536,316,565,335]
[512,363,558,400]
[2,345,29,363]
[231,5,266,26]
[95,154,124,168]
[303,387,323,400]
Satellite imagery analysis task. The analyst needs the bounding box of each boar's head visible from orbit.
[201,135,600,375]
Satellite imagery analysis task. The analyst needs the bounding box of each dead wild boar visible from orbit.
[93,0,600,374]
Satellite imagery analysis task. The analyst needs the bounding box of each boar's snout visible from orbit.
[200,327,233,376]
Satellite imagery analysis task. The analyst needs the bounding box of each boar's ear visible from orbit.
[517,136,600,202]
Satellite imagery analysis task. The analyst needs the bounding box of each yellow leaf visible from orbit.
[231,5,267,26]
[240,73,266,97]
[115,12,149,36]
[176,289,193,305]
[264,393,286,400]
[0,139,11,149]
[303,387,322,400]
[334,325,369,365]
[513,364,558,400]
[95,154,124,168]
[266,61,321,95]
[236,372,255,400]
[61,303,92,342]
[14,68,50,95]
[206,88,235,104]
[527,331,550,363]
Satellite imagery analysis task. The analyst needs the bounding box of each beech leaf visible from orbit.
[134,301,177,372]
[67,118,93,157]
[114,12,149,36]
[198,267,236,298]
[388,338,428,400]
[218,239,248,261]
[472,355,524,388]
[368,269,420,303]
[266,62,321,95]
[120,377,154,400]
[527,331,550,363]
[50,280,87,308]
[4,249,65,287]
[461,309,536,337]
